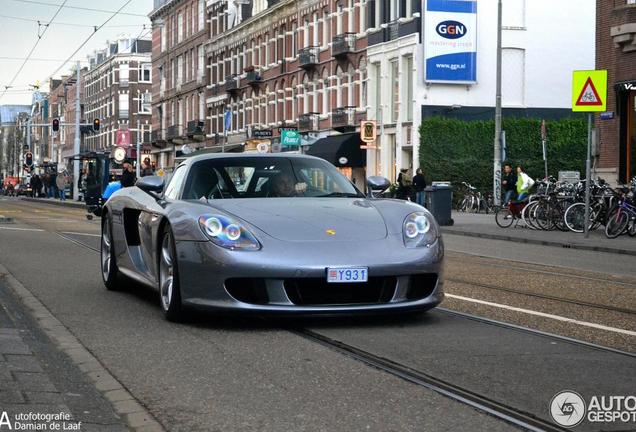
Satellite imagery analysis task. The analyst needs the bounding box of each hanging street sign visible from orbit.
[360,121,377,143]
[572,70,607,112]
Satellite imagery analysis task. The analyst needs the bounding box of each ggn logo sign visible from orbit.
[436,20,467,39]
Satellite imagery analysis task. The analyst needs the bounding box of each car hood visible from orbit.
[207,198,388,242]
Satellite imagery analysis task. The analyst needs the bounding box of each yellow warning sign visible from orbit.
[572,70,607,112]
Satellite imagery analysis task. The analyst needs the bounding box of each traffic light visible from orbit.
[25,151,33,167]
[52,118,59,132]
[93,118,100,131]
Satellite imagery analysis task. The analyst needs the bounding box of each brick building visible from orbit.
[150,0,209,169]
[83,36,153,157]
[596,0,636,183]
[48,75,76,167]
[203,0,368,182]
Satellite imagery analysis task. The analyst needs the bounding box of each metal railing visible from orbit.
[298,47,319,68]
[331,33,356,57]
[298,113,319,132]
[331,107,356,129]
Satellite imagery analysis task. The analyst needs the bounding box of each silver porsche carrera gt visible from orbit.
[100,153,444,321]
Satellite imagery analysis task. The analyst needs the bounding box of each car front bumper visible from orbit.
[175,235,445,315]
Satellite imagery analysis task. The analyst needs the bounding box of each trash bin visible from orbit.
[424,184,454,226]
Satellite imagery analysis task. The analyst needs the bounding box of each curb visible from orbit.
[0,262,166,432]
[20,197,86,209]
[441,228,636,257]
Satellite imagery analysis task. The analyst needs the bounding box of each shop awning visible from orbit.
[305,133,366,168]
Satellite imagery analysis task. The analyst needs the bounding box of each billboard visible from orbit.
[424,0,477,83]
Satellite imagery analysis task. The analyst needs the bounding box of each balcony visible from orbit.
[331,107,357,132]
[245,70,263,86]
[331,33,356,58]
[224,75,239,93]
[187,120,206,140]
[165,125,182,141]
[151,130,168,148]
[298,47,319,69]
[298,113,319,133]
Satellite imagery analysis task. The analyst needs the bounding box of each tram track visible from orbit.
[447,276,636,316]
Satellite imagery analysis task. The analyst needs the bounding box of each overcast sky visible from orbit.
[0,0,153,106]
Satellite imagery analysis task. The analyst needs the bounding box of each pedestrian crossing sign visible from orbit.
[572,70,607,112]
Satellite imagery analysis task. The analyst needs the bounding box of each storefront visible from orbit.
[615,80,636,181]
[305,133,367,189]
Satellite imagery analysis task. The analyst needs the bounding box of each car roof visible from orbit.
[181,152,325,167]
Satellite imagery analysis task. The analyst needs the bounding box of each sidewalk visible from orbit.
[442,212,636,256]
[19,197,85,209]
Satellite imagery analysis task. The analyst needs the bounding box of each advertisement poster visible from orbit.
[424,0,477,83]
[116,129,131,147]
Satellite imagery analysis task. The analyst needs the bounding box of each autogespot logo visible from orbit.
[550,391,586,428]
[436,20,467,39]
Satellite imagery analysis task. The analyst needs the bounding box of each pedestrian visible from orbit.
[49,172,57,198]
[120,160,136,187]
[502,162,517,205]
[56,172,66,201]
[516,165,535,201]
[397,168,413,200]
[140,158,154,177]
[412,168,427,206]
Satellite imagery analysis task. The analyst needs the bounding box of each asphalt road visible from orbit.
[1,197,635,432]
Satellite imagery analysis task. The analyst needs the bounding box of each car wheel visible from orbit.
[159,227,184,322]
[101,215,121,290]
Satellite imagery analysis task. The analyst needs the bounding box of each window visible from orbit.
[292,23,297,56]
[160,27,166,52]
[348,0,354,32]
[199,0,205,31]
[198,45,205,81]
[313,13,319,46]
[119,63,129,85]
[140,63,151,82]
[390,0,398,21]
[337,4,343,34]
[323,11,330,46]
[119,93,129,119]
[164,165,187,199]
[139,92,151,114]
[390,59,399,122]
[373,63,381,121]
[303,19,309,48]
[404,56,413,121]
[502,48,525,106]
[177,55,183,87]
[178,12,184,43]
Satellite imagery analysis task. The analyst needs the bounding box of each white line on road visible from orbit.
[59,231,100,237]
[446,293,636,337]
[0,226,44,232]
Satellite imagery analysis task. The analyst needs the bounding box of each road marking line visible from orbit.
[60,231,100,237]
[446,293,636,337]
[0,226,44,232]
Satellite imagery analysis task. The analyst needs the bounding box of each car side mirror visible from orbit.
[367,176,391,197]
[136,176,164,197]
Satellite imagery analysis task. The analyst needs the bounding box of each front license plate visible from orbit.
[327,267,369,283]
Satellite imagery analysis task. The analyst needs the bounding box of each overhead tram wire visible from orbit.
[0,0,68,102]
[0,13,146,29]
[40,0,137,85]
[7,0,148,17]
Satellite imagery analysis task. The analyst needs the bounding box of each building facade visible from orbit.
[368,0,595,181]
[203,0,369,183]
[596,0,636,184]
[83,36,153,157]
[150,0,209,169]
[30,91,50,167]
[0,105,31,178]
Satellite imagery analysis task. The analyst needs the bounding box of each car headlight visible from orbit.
[403,211,439,248]
[198,214,261,250]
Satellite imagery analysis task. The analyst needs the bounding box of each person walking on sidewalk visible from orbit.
[502,163,517,205]
[120,161,136,188]
[516,165,534,202]
[56,172,66,201]
[49,172,57,198]
[413,168,427,206]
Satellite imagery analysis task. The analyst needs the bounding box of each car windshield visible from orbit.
[181,156,364,200]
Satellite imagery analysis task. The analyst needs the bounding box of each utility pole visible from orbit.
[72,61,81,201]
[27,117,32,153]
[136,119,141,178]
[493,0,503,207]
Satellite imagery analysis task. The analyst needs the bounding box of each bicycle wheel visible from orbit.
[534,202,552,230]
[495,207,514,228]
[564,202,587,233]
[522,201,538,230]
[628,218,636,237]
[605,208,629,238]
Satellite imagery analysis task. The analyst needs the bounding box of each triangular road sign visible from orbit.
[575,77,602,106]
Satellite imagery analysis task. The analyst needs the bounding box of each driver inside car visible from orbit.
[269,173,307,197]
